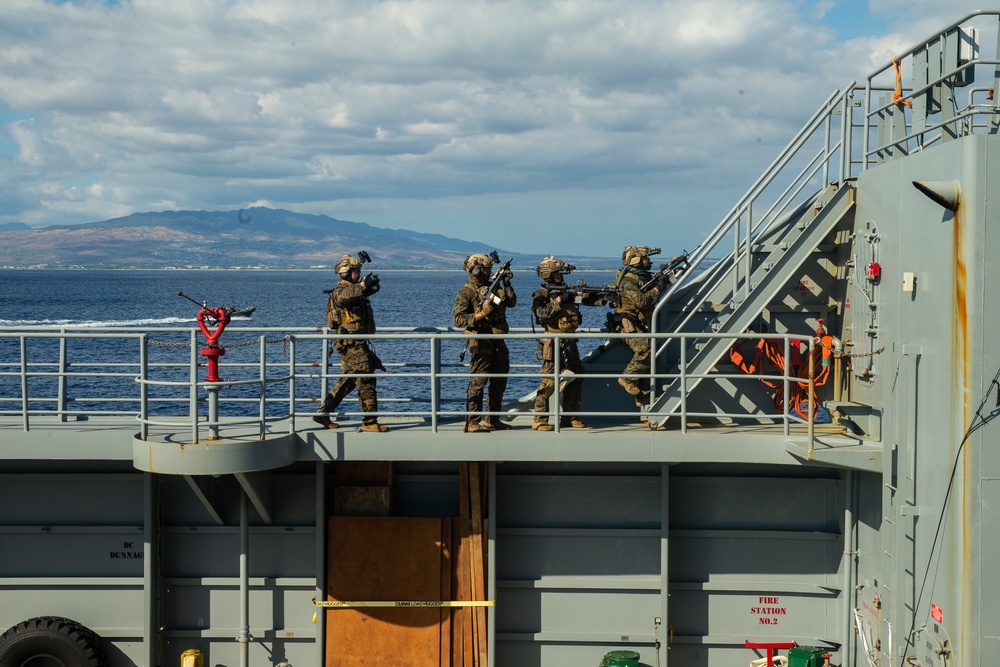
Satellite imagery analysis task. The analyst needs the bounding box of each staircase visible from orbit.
[646,181,856,426]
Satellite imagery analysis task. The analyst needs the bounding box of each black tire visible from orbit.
[0,616,108,667]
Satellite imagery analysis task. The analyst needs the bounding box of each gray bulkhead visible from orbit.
[845,130,997,667]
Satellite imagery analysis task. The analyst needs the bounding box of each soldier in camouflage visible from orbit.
[453,253,516,432]
[614,246,671,405]
[530,256,607,431]
[313,253,389,432]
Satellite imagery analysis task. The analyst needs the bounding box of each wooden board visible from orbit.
[326,516,444,666]
[334,486,391,516]
[335,461,393,486]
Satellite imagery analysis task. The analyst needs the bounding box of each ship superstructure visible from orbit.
[1,12,997,667]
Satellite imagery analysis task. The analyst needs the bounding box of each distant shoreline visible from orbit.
[0,264,621,271]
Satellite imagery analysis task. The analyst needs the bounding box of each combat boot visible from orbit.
[483,418,512,431]
[312,412,340,429]
[360,422,389,432]
[313,396,340,428]
[560,418,588,428]
[464,420,489,433]
[531,419,554,432]
[618,377,641,396]
[634,390,651,409]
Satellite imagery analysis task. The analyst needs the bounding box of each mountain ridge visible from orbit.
[0,207,618,269]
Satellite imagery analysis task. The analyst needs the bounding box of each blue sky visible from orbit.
[0,0,992,257]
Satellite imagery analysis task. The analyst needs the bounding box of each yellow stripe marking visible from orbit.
[312,598,494,608]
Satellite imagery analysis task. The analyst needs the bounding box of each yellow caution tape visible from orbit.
[312,597,495,608]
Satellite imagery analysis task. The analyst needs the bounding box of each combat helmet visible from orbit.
[622,246,661,267]
[536,256,575,280]
[335,254,364,277]
[464,253,495,278]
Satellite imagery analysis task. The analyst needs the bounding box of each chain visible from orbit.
[226,336,289,348]
[815,338,885,359]
[145,335,291,356]
[845,346,885,359]
[147,339,189,347]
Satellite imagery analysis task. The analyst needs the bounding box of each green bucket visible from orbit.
[602,649,640,667]
[788,646,827,667]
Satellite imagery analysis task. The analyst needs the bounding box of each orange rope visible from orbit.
[730,338,829,419]
[892,56,913,108]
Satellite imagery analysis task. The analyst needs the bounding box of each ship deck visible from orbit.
[0,413,882,472]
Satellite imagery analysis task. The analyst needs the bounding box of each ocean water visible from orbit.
[0,269,618,418]
[0,268,617,329]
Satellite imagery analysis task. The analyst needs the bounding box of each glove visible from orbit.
[478,301,494,318]
[655,273,671,292]
[362,273,380,294]
[501,267,513,284]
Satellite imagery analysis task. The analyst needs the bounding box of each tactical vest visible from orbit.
[326,281,376,334]
[614,268,652,324]
[535,286,582,333]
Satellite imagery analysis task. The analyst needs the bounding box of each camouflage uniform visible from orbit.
[317,277,381,427]
[615,262,660,401]
[531,279,603,428]
[453,263,516,431]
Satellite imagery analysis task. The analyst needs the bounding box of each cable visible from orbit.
[854,608,878,667]
[896,364,1000,667]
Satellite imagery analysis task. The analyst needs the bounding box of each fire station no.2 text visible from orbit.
[751,596,787,625]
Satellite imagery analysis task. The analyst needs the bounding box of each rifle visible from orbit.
[547,280,620,307]
[640,250,692,292]
[478,250,512,310]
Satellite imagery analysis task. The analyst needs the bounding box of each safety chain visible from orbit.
[227,336,291,350]
[146,339,189,347]
[816,338,885,359]
[844,346,885,359]
[145,335,292,356]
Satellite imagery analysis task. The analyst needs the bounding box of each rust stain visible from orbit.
[952,197,971,639]
[953,201,968,418]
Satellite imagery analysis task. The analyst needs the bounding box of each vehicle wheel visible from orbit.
[0,616,108,667]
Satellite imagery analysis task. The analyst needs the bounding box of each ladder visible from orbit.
[646,181,856,426]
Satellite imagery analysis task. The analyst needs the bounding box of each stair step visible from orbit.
[649,183,856,424]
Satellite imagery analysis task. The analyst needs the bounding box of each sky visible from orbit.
[0,0,993,257]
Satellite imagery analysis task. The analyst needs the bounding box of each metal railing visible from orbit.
[862,10,1000,166]
[644,11,1000,401]
[0,326,824,441]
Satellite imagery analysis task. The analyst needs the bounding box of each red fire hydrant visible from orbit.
[197,307,230,382]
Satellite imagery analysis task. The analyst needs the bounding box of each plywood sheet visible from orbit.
[334,486,391,516]
[326,516,444,666]
[335,461,393,486]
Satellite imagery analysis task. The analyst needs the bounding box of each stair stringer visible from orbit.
[647,182,857,426]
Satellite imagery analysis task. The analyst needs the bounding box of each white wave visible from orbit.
[0,316,195,328]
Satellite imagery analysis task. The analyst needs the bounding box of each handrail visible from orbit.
[638,11,1000,414]
[0,327,826,438]
[644,83,857,410]
[862,11,1000,166]
[651,83,857,332]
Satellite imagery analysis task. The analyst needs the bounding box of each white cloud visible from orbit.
[0,0,995,255]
